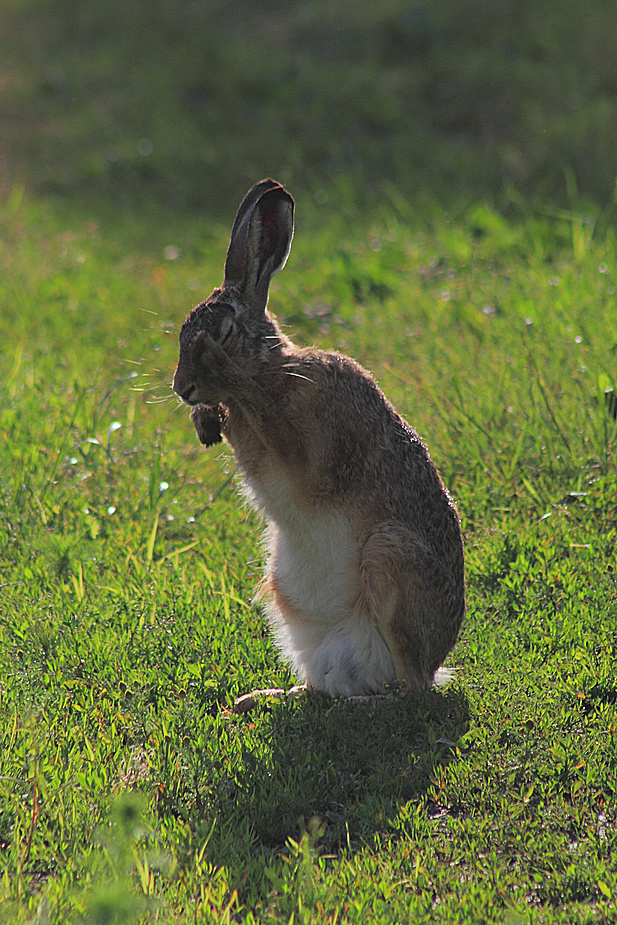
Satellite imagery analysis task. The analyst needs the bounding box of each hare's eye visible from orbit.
[220,319,235,345]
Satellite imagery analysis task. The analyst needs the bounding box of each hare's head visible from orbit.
[173,180,294,406]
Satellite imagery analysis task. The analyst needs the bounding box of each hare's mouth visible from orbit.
[180,389,218,408]
[176,384,217,406]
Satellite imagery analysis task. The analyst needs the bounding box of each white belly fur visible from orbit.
[243,469,396,695]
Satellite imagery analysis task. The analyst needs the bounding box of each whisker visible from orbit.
[281,371,315,383]
[255,365,315,384]
[146,394,176,405]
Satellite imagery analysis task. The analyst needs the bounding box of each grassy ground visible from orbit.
[1,1,617,923]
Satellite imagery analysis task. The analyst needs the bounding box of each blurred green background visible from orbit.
[2,0,617,220]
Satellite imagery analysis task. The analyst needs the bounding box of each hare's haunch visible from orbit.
[173,180,465,700]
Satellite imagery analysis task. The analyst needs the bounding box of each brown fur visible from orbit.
[172,180,465,697]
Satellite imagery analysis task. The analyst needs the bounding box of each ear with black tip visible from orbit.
[224,180,294,313]
[226,179,282,260]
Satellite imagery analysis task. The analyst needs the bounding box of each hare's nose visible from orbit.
[180,384,196,404]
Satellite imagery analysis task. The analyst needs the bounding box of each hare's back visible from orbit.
[286,351,462,560]
[290,352,441,496]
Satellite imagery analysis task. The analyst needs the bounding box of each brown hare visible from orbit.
[172,180,465,709]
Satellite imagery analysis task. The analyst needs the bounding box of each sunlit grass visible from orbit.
[2,0,617,918]
[0,188,616,923]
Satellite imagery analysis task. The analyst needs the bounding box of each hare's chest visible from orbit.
[272,515,358,616]
[241,464,360,620]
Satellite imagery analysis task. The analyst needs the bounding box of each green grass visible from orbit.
[1,189,616,924]
[1,0,617,921]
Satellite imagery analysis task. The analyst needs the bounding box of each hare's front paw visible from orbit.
[190,404,223,446]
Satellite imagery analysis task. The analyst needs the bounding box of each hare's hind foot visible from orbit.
[232,685,396,716]
[233,684,306,714]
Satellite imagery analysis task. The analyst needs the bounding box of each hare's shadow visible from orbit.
[209,686,470,854]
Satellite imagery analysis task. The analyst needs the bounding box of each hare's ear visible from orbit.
[224,180,294,313]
